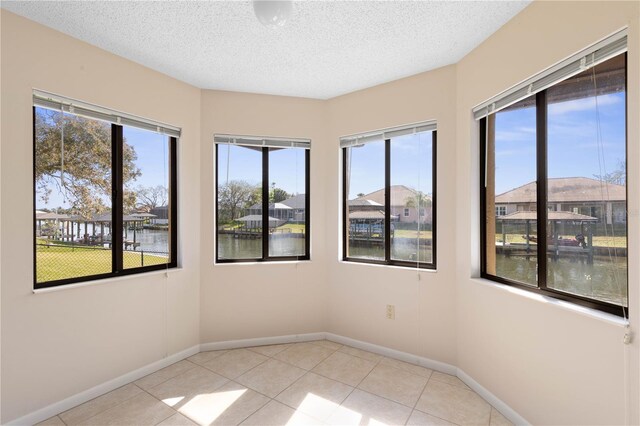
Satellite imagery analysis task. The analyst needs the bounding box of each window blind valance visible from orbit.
[33,90,181,138]
[472,29,627,120]
[214,134,311,149]
[339,120,437,148]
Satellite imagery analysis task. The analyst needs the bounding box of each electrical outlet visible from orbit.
[386,304,395,320]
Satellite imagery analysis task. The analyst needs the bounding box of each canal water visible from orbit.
[217,234,305,259]
[495,254,627,306]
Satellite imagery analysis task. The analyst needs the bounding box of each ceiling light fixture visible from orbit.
[253,0,293,28]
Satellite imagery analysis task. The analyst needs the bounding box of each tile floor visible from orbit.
[38,340,513,426]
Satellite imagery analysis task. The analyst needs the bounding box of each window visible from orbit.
[478,38,627,316]
[495,206,507,216]
[215,135,310,262]
[342,122,436,269]
[34,91,178,289]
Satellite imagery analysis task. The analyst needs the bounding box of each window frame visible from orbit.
[479,54,628,317]
[33,107,178,290]
[214,144,311,263]
[342,131,437,270]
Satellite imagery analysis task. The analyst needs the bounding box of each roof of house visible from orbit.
[353,185,431,207]
[496,177,625,204]
[497,211,598,221]
[280,194,305,209]
[348,199,382,207]
[349,210,385,220]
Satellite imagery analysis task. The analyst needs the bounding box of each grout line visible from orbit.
[139,387,177,426]
[57,383,146,426]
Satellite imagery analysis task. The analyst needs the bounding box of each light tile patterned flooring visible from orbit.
[39,340,513,426]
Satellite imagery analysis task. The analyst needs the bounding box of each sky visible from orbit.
[494,91,626,195]
[36,108,169,210]
[36,84,626,210]
[347,132,434,198]
[216,144,307,196]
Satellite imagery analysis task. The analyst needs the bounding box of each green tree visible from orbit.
[218,180,259,222]
[35,109,140,218]
[269,183,289,203]
[405,191,432,211]
[134,185,168,212]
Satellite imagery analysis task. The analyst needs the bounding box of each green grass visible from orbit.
[393,230,433,240]
[275,223,306,234]
[36,243,167,283]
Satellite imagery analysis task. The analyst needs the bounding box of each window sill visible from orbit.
[213,260,312,266]
[469,276,629,327]
[339,259,437,274]
[32,267,183,294]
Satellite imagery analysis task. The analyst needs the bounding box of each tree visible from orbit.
[593,160,626,186]
[405,191,432,220]
[269,183,289,203]
[357,193,365,198]
[218,180,259,222]
[35,109,140,218]
[134,185,168,212]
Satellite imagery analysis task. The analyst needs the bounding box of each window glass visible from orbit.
[546,54,627,306]
[216,144,263,260]
[123,127,171,269]
[35,107,113,283]
[345,140,386,261]
[485,96,537,286]
[390,131,433,264]
[481,52,627,314]
[268,147,306,257]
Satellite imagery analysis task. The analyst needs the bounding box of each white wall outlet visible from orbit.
[386,304,395,320]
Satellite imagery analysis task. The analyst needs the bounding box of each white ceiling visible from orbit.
[2,1,531,99]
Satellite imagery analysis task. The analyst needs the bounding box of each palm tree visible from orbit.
[405,191,432,226]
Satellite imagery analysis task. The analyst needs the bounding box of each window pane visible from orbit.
[35,107,112,283]
[123,127,171,269]
[486,95,537,286]
[546,54,627,306]
[217,145,263,260]
[268,147,306,257]
[345,140,385,261]
[390,131,433,264]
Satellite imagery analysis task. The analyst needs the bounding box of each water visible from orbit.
[128,229,169,254]
[495,254,627,306]
[217,234,305,259]
[347,238,433,263]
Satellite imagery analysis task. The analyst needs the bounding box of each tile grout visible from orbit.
[49,340,492,426]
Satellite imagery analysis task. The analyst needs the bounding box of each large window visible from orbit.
[479,43,627,316]
[34,91,178,289]
[215,135,310,262]
[342,123,436,269]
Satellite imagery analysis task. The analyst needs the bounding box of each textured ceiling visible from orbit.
[2,1,531,99]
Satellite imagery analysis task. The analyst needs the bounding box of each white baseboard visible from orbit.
[457,369,530,426]
[199,332,326,351]
[8,345,200,426]
[12,333,528,426]
[324,333,458,375]
[201,332,527,425]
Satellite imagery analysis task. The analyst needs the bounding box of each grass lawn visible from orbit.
[276,223,306,234]
[393,229,433,240]
[36,243,167,283]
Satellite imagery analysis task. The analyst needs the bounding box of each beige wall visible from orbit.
[325,66,458,364]
[455,2,639,424]
[1,11,201,423]
[3,1,640,424]
[199,91,329,343]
